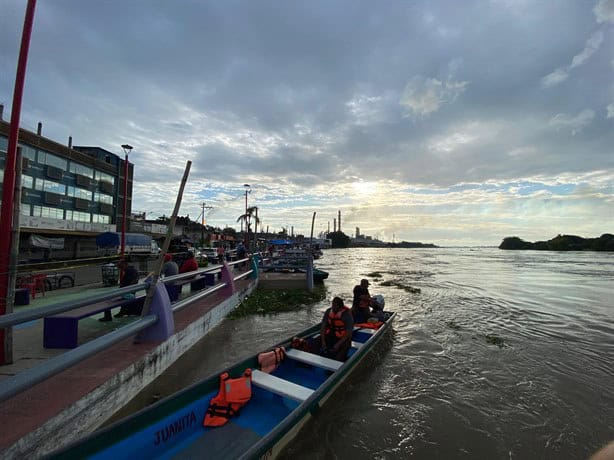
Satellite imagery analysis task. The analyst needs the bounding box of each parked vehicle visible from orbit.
[96,232,160,255]
[51,309,395,459]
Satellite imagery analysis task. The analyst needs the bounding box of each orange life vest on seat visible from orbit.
[203,369,252,427]
[325,307,350,338]
[354,321,383,330]
[258,347,286,374]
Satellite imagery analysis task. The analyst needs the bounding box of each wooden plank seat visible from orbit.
[353,326,376,334]
[43,295,145,349]
[351,341,363,349]
[285,348,343,372]
[251,369,314,402]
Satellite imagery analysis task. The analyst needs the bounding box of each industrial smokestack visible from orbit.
[68,136,73,149]
[37,122,42,136]
[0,104,4,120]
[338,210,341,232]
[328,221,330,233]
[291,226,294,237]
[334,218,337,232]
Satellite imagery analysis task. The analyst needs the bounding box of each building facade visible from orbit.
[0,118,133,262]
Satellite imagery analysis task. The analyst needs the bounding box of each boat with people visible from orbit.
[50,308,395,459]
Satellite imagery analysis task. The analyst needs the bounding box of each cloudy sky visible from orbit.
[1,0,613,246]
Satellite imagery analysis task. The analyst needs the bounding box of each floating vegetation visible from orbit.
[485,334,505,348]
[365,271,383,278]
[446,321,461,330]
[378,279,421,294]
[229,286,326,318]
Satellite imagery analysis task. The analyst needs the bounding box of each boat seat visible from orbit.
[285,348,342,372]
[351,341,363,349]
[251,369,314,402]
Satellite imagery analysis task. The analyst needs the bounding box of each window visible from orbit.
[95,170,115,186]
[94,192,113,204]
[67,186,91,200]
[0,136,7,152]
[22,175,33,188]
[0,169,3,181]
[70,162,94,178]
[39,151,67,170]
[66,210,90,222]
[18,144,37,161]
[32,205,64,219]
[92,213,110,224]
[21,204,31,216]
[35,179,65,195]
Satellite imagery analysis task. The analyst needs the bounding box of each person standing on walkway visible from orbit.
[217,245,225,264]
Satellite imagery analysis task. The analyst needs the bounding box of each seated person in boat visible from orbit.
[320,296,353,361]
[351,293,375,323]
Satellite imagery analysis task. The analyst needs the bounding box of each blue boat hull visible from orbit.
[50,313,395,459]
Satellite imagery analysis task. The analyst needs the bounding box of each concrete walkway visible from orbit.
[0,270,257,458]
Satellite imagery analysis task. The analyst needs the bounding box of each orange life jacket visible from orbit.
[258,347,286,374]
[354,321,383,330]
[203,369,252,427]
[325,307,350,338]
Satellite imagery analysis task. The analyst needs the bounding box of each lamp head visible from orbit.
[121,144,133,155]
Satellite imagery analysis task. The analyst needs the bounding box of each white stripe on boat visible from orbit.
[285,348,343,371]
[354,327,376,334]
[251,369,314,402]
[351,341,363,349]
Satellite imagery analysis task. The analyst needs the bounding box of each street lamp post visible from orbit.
[243,183,250,248]
[120,144,133,260]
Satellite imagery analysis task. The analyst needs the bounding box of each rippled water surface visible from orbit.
[130,248,614,459]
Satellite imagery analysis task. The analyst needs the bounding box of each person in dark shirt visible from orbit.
[352,278,371,308]
[320,296,354,361]
[100,260,140,321]
[352,293,374,323]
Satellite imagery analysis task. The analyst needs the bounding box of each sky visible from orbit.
[1,0,613,246]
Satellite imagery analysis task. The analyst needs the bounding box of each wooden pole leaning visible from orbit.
[135,161,192,339]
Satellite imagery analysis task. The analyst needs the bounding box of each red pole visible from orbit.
[0,0,37,365]
[120,154,129,259]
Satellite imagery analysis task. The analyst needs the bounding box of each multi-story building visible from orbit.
[0,113,133,262]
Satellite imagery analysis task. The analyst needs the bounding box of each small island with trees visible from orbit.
[499,234,614,251]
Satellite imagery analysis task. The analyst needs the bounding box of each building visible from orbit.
[0,116,133,262]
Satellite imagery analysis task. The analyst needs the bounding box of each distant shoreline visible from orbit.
[499,234,613,251]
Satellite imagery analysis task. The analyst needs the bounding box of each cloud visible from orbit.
[541,30,604,87]
[399,77,469,116]
[549,109,595,135]
[594,0,614,23]
[607,103,614,118]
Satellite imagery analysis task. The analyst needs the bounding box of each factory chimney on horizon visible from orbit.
[338,210,341,232]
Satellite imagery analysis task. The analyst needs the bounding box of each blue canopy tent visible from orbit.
[268,239,294,245]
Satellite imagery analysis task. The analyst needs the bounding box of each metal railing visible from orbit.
[0,260,256,403]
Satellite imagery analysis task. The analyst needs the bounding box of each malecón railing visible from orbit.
[0,257,258,403]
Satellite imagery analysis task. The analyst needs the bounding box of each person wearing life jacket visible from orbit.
[203,369,252,427]
[320,296,353,361]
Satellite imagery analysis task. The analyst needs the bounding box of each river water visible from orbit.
[124,248,614,459]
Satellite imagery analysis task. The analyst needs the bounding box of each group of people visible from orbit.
[318,278,384,361]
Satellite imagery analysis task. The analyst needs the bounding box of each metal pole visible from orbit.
[120,153,129,259]
[0,0,37,365]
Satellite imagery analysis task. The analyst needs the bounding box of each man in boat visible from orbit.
[352,278,372,308]
[320,296,354,361]
[352,293,375,323]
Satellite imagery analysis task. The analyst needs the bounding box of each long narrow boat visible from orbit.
[50,311,395,459]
